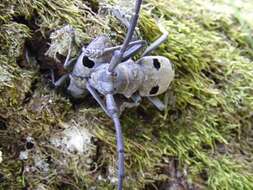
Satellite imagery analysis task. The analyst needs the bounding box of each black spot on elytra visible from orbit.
[149,85,159,95]
[83,56,95,68]
[153,58,160,70]
[26,142,34,149]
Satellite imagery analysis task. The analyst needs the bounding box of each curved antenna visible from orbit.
[112,114,124,190]
[105,1,143,189]
[86,84,124,189]
[86,1,143,189]
[105,94,124,190]
[108,0,143,73]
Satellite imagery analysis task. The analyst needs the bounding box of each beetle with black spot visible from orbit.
[50,0,174,189]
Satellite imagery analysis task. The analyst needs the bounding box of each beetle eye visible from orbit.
[83,56,95,68]
[149,85,159,95]
[153,58,160,70]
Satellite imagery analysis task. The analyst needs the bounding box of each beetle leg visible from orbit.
[108,0,143,73]
[112,8,139,40]
[141,31,168,57]
[51,39,75,88]
[62,26,78,70]
[117,94,141,114]
[63,38,78,70]
[112,8,130,29]
[64,57,76,70]
[50,69,69,88]
[118,100,140,115]
[122,40,146,61]
[147,96,165,111]
[102,40,146,58]
[86,83,111,117]
[63,38,72,69]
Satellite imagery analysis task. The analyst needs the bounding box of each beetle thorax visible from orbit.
[88,60,144,98]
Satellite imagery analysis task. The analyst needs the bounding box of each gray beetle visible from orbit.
[67,35,114,98]
[51,0,174,189]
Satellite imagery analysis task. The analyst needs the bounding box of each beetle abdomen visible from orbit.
[137,56,174,96]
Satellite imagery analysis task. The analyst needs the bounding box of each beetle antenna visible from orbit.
[91,1,143,189]
[105,94,124,190]
[108,0,143,73]
[112,113,124,190]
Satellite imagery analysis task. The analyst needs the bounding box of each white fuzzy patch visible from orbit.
[19,150,29,160]
[34,155,49,173]
[50,123,94,154]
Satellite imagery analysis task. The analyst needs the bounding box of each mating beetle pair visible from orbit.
[51,0,174,189]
